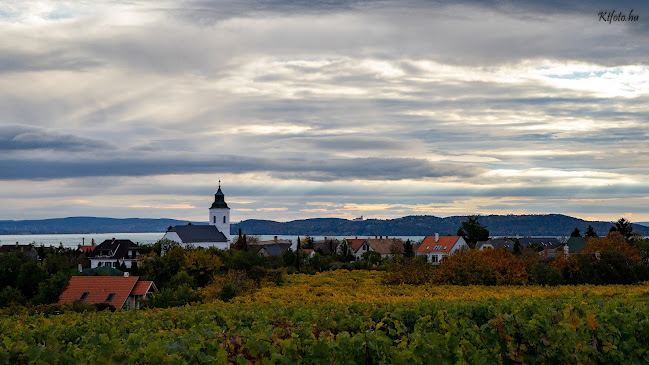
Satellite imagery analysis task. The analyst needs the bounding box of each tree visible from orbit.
[457,215,489,249]
[610,218,633,241]
[403,239,415,258]
[295,236,301,272]
[570,228,582,237]
[513,238,522,255]
[585,225,598,238]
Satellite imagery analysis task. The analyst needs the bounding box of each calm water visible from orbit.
[0,233,426,248]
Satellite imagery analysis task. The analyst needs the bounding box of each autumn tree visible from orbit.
[457,215,489,249]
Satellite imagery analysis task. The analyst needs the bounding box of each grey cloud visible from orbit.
[0,125,116,152]
[0,155,481,181]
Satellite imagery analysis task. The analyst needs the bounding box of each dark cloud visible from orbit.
[0,125,116,152]
[0,155,481,181]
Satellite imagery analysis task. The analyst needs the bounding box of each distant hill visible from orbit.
[1,214,647,237]
[232,214,648,237]
[637,222,649,227]
[0,217,204,235]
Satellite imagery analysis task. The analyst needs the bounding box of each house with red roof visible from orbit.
[416,234,467,264]
[58,275,157,309]
[344,236,404,260]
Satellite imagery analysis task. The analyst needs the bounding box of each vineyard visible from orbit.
[2,270,649,364]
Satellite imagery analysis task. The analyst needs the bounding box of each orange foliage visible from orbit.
[583,231,641,264]
[434,248,528,285]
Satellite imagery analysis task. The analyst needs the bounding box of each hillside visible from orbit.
[232,214,649,236]
[1,215,647,236]
[0,217,203,235]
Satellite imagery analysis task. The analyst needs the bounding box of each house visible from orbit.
[416,234,467,264]
[58,275,157,309]
[162,183,232,250]
[564,236,588,256]
[313,237,340,254]
[351,236,404,259]
[476,237,560,252]
[163,224,230,251]
[258,243,292,257]
[87,239,141,269]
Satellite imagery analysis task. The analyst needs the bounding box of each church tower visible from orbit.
[209,181,231,241]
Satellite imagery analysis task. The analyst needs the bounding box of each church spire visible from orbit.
[210,182,229,209]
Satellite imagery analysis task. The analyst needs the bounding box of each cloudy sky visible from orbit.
[1,0,648,223]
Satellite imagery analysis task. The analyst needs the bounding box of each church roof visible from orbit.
[168,224,228,243]
[210,186,229,209]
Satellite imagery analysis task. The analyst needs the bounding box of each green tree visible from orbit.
[610,218,633,241]
[403,239,415,258]
[513,238,522,255]
[457,215,489,249]
[570,228,582,237]
[34,271,72,304]
[16,260,47,299]
[585,225,598,238]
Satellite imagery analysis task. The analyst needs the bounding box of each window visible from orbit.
[105,293,115,302]
[223,216,226,224]
[431,255,438,263]
[80,292,89,301]
[213,216,216,224]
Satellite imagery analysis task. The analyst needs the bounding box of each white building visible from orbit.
[162,183,231,250]
[209,182,231,242]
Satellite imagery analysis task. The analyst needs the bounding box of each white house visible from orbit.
[87,239,141,269]
[415,234,467,264]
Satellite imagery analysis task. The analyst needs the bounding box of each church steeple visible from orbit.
[209,180,231,241]
[210,181,229,209]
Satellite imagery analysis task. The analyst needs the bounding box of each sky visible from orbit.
[1,0,649,223]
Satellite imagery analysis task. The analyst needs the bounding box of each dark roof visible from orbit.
[260,243,291,257]
[210,186,229,209]
[476,237,561,251]
[87,239,140,259]
[168,225,228,243]
[566,236,587,253]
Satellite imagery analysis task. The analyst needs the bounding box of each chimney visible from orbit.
[324,237,327,242]
[274,236,278,242]
[386,235,388,239]
[355,236,358,239]
[124,272,130,277]
[82,237,85,245]
[380,235,383,239]
[112,237,115,243]
[435,233,439,242]
[375,235,377,239]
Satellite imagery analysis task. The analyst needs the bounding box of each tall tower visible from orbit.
[209,180,231,241]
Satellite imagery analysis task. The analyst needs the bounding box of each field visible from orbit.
[2,270,649,364]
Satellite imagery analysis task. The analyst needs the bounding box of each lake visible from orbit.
[0,233,426,249]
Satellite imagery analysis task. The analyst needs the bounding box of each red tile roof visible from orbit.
[58,276,139,309]
[131,281,154,296]
[416,236,461,253]
[345,238,367,252]
[78,245,97,254]
[366,238,404,255]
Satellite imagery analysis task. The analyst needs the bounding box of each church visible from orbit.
[162,183,232,250]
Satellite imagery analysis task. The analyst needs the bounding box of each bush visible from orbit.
[220,283,237,302]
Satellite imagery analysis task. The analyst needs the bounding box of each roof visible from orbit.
[260,243,291,257]
[87,239,140,259]
[78,245,97,254]
[476,237,561,251]
[210,186,229,209]
[417,236,460,253]
[131,281,156,296]
[58,276,139,308]
[168,225,228,243]
[566,236,587,253]
[252,239,292,246]
[345,238,367,252]
[366,238,404,255]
